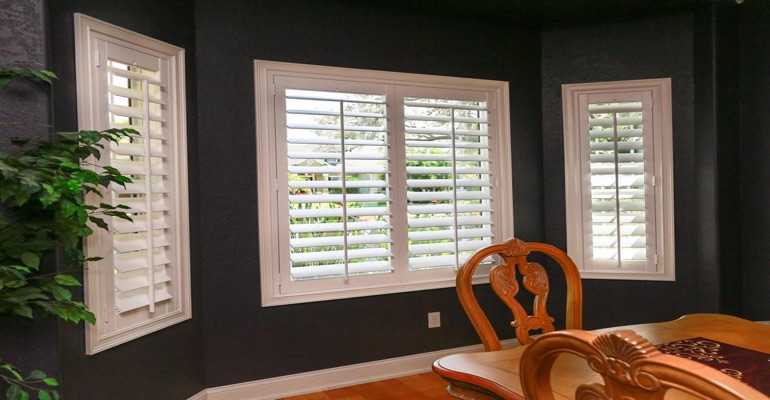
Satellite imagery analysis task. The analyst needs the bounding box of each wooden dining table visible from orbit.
[432,313,770,400]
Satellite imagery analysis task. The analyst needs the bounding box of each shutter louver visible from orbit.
[404,97,493,271]
[586,101,648,263]
[284,89,393,280]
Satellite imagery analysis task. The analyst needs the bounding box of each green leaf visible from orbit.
[40,70,57,80]
[12,304,33,319]
[66,179,82,193]
[30,69,56,85]
[82,309,96,324]
[72,169,100,184]
[51,305,69,320]
[75,225,93,237]
[6,384,27,400]
[88,216,108,230]
[49,285,72,302]
[77,207,89,225]
[20,252,40,269]
[59,160,79,169]
[104,210,133,221]
[42,377,58,387]
[31,300,55,315]
[2,364,23,380]
[59,200,76,217]
[28,370,46,380]
[38,391,52,400]
[53,274,81,287]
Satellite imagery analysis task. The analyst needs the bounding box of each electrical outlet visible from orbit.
[428,312,441,328]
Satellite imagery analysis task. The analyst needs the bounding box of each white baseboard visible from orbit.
[189,339,519,400]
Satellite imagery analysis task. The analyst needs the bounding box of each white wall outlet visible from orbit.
[428,312,441,328]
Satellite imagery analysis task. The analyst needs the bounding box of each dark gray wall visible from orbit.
[692,3,742,316]
[740,0,770,320]
[193,0,543,387]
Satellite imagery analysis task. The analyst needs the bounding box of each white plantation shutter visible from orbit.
[581,95,652,270]
[259,62,512,303]
[280,83,393,282]
[76,14,190,354]
[563,79,674,281]
[403,95,494,270]
[107,54,177,314]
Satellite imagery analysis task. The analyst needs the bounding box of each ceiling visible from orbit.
[370,0,729,27]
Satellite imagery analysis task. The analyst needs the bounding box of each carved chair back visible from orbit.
[455,237,582,351]
[520,329,768,399]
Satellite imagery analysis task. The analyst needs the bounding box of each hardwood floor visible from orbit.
[278,372,454,399]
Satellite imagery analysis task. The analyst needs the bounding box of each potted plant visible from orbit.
[0,63,136,400]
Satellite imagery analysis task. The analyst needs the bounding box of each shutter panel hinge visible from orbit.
[94,50,100,68]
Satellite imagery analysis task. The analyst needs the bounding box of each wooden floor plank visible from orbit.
[279,372,452,400]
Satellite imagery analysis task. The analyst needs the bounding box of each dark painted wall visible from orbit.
[692,3,742,316]
[193,0,543,387]
[740,0,770,320]
[47,1,204,399]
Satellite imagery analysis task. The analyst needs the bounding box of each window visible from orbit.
[562,78,674,280]
[75,14,190,354]
[256,61,513,305]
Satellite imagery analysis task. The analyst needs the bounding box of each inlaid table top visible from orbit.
[432,313,770,400]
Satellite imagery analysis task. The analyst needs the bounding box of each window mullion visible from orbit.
[450,108,460,271]
[389,86,408,281]
[612,112,622,265]
[140,78,157,312]
[339,100,349,281]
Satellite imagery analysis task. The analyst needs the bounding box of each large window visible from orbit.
[256,61,513,305]
[562,78,674,280]
[75,14,190,354]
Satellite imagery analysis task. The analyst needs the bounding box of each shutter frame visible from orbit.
[562,78,675,281]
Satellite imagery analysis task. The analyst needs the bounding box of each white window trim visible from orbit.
[562,78,675,281]
[256,60,513,306]
[75,13,191,354]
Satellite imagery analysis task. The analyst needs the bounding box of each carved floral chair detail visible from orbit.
[455,237,583,351]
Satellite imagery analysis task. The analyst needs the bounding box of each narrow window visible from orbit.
[75,14,190,354]
[562,79,674,280]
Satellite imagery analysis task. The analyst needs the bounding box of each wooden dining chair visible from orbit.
[456,237,582,351]
[520,329,768,400]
